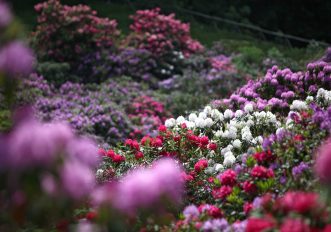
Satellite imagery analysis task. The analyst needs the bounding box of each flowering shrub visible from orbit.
[77,48,158,84]
[127,8,203,58]
[32,0,120,65]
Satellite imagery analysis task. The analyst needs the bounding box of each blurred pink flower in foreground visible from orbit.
[92,158,184,214]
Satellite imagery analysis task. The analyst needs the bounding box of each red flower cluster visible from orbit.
[128,8,203,57]
[187,133,211,149]
[220,169,237,186]
[242,181,257,194]
[198,204,223,218]
[246,217,275,232]
[253,150,275,164]
[194,159,208,172]
[99,148,125,163]
[212,186,233,200]
[251,166,274,179]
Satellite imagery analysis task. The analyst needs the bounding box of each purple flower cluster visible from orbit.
[219,62,331,112]
[292,162,309,179]
[312,104,331,133]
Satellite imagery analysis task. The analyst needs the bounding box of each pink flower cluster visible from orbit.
[128,8,203,57]
[209,55,237,73]
[33,0,120,63]
[92,158,183,214]
[127,96,171,138]
[1,109,100,200]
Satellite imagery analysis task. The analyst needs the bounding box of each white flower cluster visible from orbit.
[165,105,280,167]
[290,100,308,111]
[165,106,221,129]
[316,88,331,106]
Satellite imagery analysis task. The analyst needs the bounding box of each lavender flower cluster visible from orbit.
[217,62,331,113]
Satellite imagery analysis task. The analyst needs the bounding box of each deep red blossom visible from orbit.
[112,154,125,163]
[151,138,163,147]
[212,186,232,200]
[187,134,200,146]
[253,150,275,164]
[107,149,115,158]
[243,202,253,215]
[141,135,151,146]
[194,159,208,172]
[173,135,181,142]
[135,151,144,159]
[208,143,218,151]
[280,218,310,232]
[220,169,237,186]
[246,217,275,232]
[86,211,98,221]
[124,139,140,150]
[293,134,304,142]
[158,125,167,133]
[251,166,274,179]
[199,136,209,147]
[207,205,223,218]
[242,181,257,194]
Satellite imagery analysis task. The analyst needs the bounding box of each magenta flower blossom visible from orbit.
[0,41,35,77]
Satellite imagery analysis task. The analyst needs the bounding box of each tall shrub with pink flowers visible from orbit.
[127,8,203,57]
[32,0,120,65]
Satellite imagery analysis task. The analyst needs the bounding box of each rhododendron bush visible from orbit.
[32,0,120,65]
[127,8,203,58]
